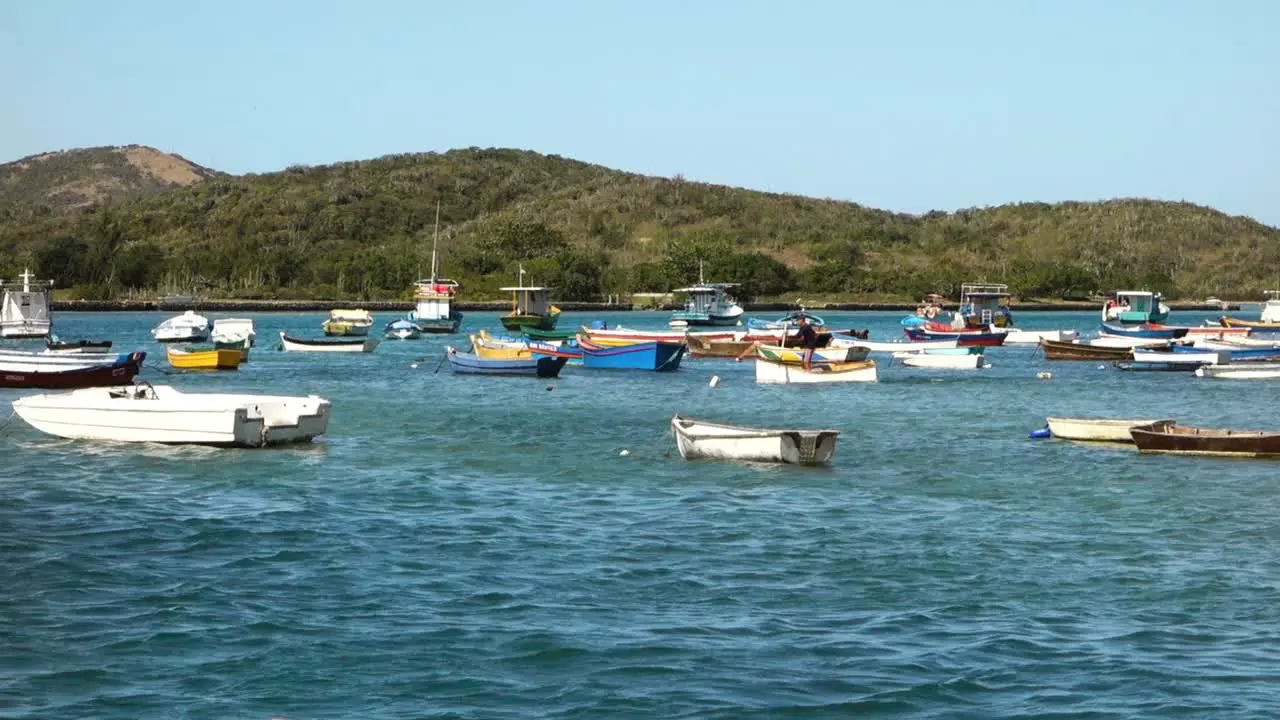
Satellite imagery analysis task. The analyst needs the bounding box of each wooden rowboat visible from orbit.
[1130,420,1280,458]
[686,334,758,358]
[671,414,840,465]
[1039,339,1134,361]
[1219,316,1280,330]
[755,357,877,384]
[1045,416,1174,443]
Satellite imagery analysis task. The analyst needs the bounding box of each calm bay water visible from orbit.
[3,310,1280,718]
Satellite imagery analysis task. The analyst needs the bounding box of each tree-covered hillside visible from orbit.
[0,146,1275,302]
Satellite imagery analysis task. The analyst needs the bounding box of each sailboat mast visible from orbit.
[429,200,441,283]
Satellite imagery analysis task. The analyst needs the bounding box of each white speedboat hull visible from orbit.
[755,358,877,384]
[12,384,331,446]
[1195,363,1280,380]
[1003,329,1078,344]
[893,351,985,369]
[1045,417,1172,443]
[671,415,839,465]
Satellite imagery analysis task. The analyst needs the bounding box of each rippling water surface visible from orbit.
[3,310,1280,718]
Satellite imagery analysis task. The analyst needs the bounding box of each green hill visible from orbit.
[0,146,1275,302]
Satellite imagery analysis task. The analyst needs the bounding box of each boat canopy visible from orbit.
[1110,291,1158,313]
[501,286,552,315]
[673,283,739,294]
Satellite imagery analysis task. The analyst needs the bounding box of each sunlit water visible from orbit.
[2,310,1280,718]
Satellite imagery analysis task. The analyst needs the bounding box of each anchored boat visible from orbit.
[671,415,840,465]
[0,269,53,339]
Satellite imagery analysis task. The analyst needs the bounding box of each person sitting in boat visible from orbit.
[796,315,820,370]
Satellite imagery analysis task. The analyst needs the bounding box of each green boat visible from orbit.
[499,273,560,332]
[521,326,578,341]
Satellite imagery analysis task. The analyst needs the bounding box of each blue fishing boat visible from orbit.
[1099,322,1187,340]
[445,347,568,378]
[528,339,583,365]
[1170,344,1280,361]
[577,338,687,371]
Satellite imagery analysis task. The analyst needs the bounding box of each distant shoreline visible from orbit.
[50,299,1242,313]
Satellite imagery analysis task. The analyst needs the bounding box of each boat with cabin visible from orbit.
[669,265,744,328]
[1218,291,1280,330]
[322,309,374,336]
[1103,290,1170,325]
[152,310,211,343]
[0,269,53,339]
[671,415,841,466]
[957,283,1014,328]
[1130,420,1280,458]
[500,267,560,332]
[11,383,331,446]
[408,203,464,333]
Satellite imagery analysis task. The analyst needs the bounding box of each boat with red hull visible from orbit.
[904,324,1008,347]
[0,351,145,389]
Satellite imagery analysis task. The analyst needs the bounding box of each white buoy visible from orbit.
[410,363,418,369]
[619,449,631,457]
[1037,371,1052,380]
[709,375,721,387]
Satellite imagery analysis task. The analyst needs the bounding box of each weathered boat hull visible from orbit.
[686,334,758,358]
[446,348,567,377]
[578,339,686,371]
[1039,339,1133,361]
[755,358,877,384]
[0,352,145,389]
[1219,316,1280,330]
[500,311,560,332]
[1130,420,1280,457]
[414,312,463,334]
[1046,416,1173,443]
[671,415,840,465]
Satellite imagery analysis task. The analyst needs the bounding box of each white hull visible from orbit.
[843,338,958,353]
[12,384,331,446]
[1091,335,1174,348]
[1003,329,1078,344]
[1046,417,1172,443]
[893,352,984,369]
[212,318,257,347]
[1193,336,1280,349]
[755,358,877,384]
[279,332,378,353]
[1131,349,1228,365]
[671,415,839,465]
[0,350,130,373]
[0,320,52,339]
[1,269,53,339]
[153,311,211,342]
[1195,363,1280,380]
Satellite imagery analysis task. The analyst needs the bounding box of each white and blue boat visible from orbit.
[445,347,568,378]
[670,264,743,327]
[1099,322,1187,340]
[1103,290,1170,325]
[577,338,686,371]
[747,309,825,331]
[384,318,421,340]
[408,204,464,334]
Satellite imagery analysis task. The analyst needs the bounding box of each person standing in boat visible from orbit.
[796,314,820,370]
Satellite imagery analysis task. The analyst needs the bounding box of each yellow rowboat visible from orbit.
[166,346,243,370]
[470,333,530,360]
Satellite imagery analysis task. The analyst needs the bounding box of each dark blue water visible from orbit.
[3,310,1280,718]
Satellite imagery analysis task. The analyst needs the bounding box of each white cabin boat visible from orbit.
[152,311,210,342]
[0,269,53,339]
[1045,417,1173,443]
[755,357,878,384]
[409,204,463,333]
[892,348,986,369]
[1262,291,1280,323]
[671,415,840,465]
[279,331,378,353]
[1103,290,1170,324]
[12,384,331,446]
[211,318,257,347]
[1195,363,1280,380]
[670,264,744,327]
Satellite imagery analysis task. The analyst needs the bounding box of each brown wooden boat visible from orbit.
[1130,420,1280,458]
[686,334,759,359]
[1039,338,1133,361]
[1219,316,1280,330]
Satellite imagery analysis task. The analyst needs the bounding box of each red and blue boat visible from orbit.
[577,337,687,371]
[903,323,1007,347]
[1099,322,1188,340]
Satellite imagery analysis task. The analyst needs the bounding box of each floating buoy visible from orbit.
[709,375,721,387]
[1029,426,1051,439]
[619,449,631,457]
[1036,371,1052,380]
[410,363,418,369]
[1097,364,1106,370]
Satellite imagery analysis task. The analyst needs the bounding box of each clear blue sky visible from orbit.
[2,0,1277,225]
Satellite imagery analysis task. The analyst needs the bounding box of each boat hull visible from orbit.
[1003,329,1078,344]
[12,384,330,446]
[1130,420,1280,457]
[415,313,463,334]
[0,352,145,389]
[894,350,984,369]
[45,339,113,354]
[1219,316,1280,330]
[1195,363,1280,380]
[446,348,568,377]
[686,335,758,358]
[166,348,243,370]
[671,415,840,465]
[1046,416,1172,443]
[1099,322,1187,340]
[579,339,686,371]
[501,311,560,332]
[755,358,877,384]
[1040,339,1134,361]
[756,344,869,364]
[279,332,379,353]
[903,328,1007,346]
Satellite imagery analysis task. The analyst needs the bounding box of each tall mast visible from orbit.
[429,200,441,283]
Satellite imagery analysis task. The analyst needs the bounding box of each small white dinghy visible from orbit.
[279,331,379,353]
[671,414,839,465]
[754,357,877,384]
[1045,417,1173,443]
[892,348,985,369]
[1195,363,1280,380]
[1003,328,1079,344]
[11,383,331,446]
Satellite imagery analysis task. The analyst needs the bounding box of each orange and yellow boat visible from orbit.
[166,346,243,370]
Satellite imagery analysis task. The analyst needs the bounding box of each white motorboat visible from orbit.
[892,348,986,369]
[152,310,211,342]
[12,383,331,446]
[671,414,840,465]
[279,331,378,353]
[0,349,135,373]
[1195,363,1280,380]
[1003,328,1079,344]
[211,318,257,347]
[1045,417,1174,443]
[755,357,877,384]
[0,269,53,339]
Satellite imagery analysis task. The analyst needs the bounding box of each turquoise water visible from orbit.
[3,310,1280,718]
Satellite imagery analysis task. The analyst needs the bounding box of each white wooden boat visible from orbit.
[152,310,210,342]
[0,269,53,338]
[1195,363,1280,380]
[1003,328,1079,344]
[755,357,877,384]
[279,331,378,353]
[11,383,331,446]
[1045,416,1174,443]
[671,414,840,465]
[0,349,134,373]
[1131,348,1228,366]
[754,344,867,364]
[212,318,257,346]
[892,348,985,369]
[843,338,958,353]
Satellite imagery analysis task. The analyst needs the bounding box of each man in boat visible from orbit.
[796,315,819,370]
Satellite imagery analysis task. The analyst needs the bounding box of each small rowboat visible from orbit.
[166,346,242,370]
[577,337,686,371]
[1195,363,1280,380]
[1130,420,1280,458]
[1045,416,1173,443]
[1039,339,1135,361]
[446,347,568,377]
[892,347,984,369]
[45,338,113,354]
[0,351,146,389]
[279,332,379,353]
[686,334,758,358]
[903,326,1007,346]
[755,344,868,364]
[755,357,877,384]
[1219,316,1280,330]
[671,414,840,465]
[1099,322,1187,340]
